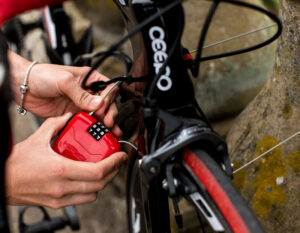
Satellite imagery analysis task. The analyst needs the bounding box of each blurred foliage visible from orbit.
[260,0,279,14]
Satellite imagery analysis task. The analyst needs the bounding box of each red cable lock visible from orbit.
[52,112,121,162]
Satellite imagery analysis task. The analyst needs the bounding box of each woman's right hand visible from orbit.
[5,113,127,209]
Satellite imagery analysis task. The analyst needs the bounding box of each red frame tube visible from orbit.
[0,0,69,25]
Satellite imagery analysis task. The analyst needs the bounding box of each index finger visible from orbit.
[62,152,127,181]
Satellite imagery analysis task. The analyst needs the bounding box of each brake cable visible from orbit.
[190,23,277,54]
[233,130,300,174]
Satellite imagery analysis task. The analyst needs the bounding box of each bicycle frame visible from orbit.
[114,0,232,232]
[114,0,228,152]
[116,0,198,110]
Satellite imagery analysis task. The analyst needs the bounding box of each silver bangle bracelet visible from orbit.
[17,60,38,116]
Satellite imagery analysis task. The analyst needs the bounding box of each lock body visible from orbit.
[52,112,120,162]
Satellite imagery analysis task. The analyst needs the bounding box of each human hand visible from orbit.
[5,114,127,208]
[9,51,121,137]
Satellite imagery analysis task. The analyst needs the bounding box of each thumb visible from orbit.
[38,112,73,139]
[64,82,104,112]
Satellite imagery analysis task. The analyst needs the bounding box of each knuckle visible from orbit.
[89,193,98,203]
[96,170,105,180]
[96,182,105,191]
[59,73,74,90]
[61,71,73,82]
[44,117,54,124]
[92,168,104,180]
[81,183,88,193]
[51,185,66,199]
[51,163,66,177]
[48,200,63,209]
[79,92,90,105]
[112,157,118,171]
[40,117,55,130]
[82,182,92,193]
[83,66,91,73]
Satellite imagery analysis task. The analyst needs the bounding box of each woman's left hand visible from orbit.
[9,51,122,137]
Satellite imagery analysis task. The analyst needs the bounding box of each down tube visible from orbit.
[114,0,198,110]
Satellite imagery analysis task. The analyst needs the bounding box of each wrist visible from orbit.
[17,61,39,115]
[8,50,32,104]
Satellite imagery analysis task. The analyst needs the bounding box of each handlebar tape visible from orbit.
[0,0,69,26]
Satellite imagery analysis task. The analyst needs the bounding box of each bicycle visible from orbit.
[77,0,281,232]
[0,0,282,232]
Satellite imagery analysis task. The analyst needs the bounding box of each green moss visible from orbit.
[253,185,286,219]
[232,162,247,190]
[251,136,287,220]
[276,67,281,75]
[274,210,285,223]
[260,0,279,14]
[282,105,293,119]
[288,151,300,172]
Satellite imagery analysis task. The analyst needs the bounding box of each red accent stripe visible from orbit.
[183,53,193,61]
[0,0,69,26]
[42,7,54,47]
[183,149,250,233]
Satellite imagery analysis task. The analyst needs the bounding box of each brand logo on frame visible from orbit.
[149,26,172,91]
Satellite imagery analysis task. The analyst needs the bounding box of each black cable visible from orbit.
[196,211,206,233]
[87,75,148,92]
[192,0,282,76]
[74,50,133,75]
[81,0,183,90]
[192,0,220,77]
[82,0,282,100]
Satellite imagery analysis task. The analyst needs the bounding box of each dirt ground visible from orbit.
[7,102,128,233]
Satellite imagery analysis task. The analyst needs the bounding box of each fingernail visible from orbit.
[90,97,103,110]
